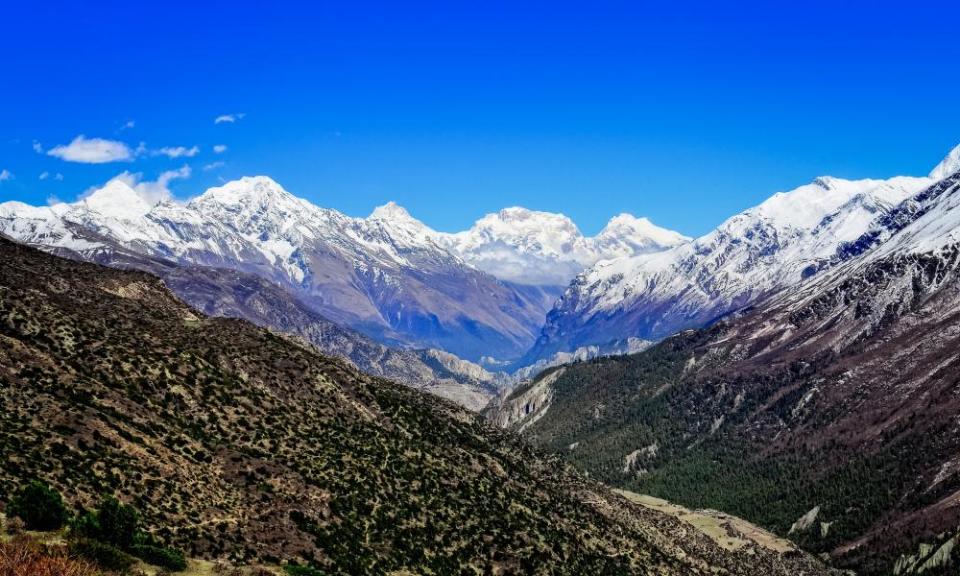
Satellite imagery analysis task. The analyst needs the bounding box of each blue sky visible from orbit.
[1,0,959,236]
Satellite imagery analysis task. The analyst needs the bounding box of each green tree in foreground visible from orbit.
[73,495,186,572]
[6,480,68,531]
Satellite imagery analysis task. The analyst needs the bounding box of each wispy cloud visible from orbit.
[202,161,225,171]
[154,145,199,158]
[214,113,246,124]
[55,173,64,181]
[32,141,43,153]
[47,135,133,163]
[39,171,49,180]
[0,169,13,182]
[213,144,228,154]
[119,120,136,131]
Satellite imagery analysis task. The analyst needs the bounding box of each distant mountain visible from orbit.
[0,223,504,409]
[0,177,683,366]
[437,207,689,286]
[0,177,543,362]
[486,167,960,574]
[140,257,508,409]
[520,147,960,366]
[0,238,836,575]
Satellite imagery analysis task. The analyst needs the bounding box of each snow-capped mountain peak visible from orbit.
[595,213,691,255]
[463,207,583,254]
[369,201,417,223]
[438,208,687,286]
[189,175,298,210]
[77,178,155,221]
[929,143,960,180]
[185,175,317,237]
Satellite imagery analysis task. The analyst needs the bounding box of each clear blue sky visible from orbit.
[1,0,958,236]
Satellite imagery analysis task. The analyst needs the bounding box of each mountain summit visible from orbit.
[437,207,688,286]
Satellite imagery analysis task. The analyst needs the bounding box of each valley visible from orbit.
[4,5,959,574]
[486,168,960,574]
[4,142,960,574]
[0,238,834,574]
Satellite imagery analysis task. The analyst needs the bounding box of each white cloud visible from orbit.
[47,135,133,163]
[32,141,43,153]
[121,120,136,131]
[202,161,225,171]
[55,173,64,181]
[46,195,62,206]
[0,169,13,181]
[213,144,228,154]
[154,145,199,158]
[214,113,246,124]
[39,171,50,180]
[109,165,192,205]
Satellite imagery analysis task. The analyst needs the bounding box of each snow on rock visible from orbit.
[929,143,960,181]
[0,176,597,362]
[522,165,941,366]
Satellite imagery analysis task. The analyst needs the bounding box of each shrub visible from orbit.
[69,510,99,541]
[72,497,139,550]
[130,543,187,572]
[67,538,136,573]
[94,496,139,550]
[6,481,69,531]
[0,536,99,576]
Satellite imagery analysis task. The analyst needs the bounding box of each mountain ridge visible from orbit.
[519,146,960,366]
[0,176,684,366]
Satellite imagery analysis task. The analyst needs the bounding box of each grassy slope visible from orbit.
[0,239,835,575]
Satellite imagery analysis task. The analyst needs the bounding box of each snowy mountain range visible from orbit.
[4,142,958,391]
[521,144,960,365]
[436,207,688,286]
[0,176,682,366]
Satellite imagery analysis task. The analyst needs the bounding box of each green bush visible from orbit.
[69,496,185,571]
[6,480,68,531]
[90,496,139,549]
[70,508,100,539]
[69,538,136,572]
[130,543,187,572]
